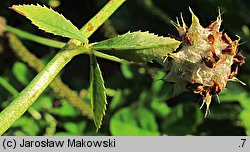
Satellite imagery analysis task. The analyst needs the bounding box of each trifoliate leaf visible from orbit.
[92,31,181,63]
[10,4,88,43]
[90,54,107,131]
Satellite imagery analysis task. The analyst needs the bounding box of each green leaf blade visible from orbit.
[92,31,181,63]
[90,54,107,131]
[11,4,88,43]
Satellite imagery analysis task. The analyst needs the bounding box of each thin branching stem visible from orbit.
[0,76,19,96]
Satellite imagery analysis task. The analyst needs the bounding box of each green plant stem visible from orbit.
[0,76,19,96]
[4,25,65,48]
[80,0,126,38]
[0,46,88,135]
[0,0,125,135]
[0,76,41,120]
[7,33,93,118]
[94,51,123,63]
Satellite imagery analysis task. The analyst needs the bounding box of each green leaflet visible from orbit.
[12,62,32,85]
[11,4,88,43]
[92,31,181,63]
[90,54,107,131]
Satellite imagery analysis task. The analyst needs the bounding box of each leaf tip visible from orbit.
[9,5,26,16]
[8,5,15,10]
[94,97,107,132]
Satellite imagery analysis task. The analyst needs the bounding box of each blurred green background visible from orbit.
[0,0,250,136]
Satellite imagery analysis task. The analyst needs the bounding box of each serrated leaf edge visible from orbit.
[93,31,180,50]
[90,54,107,131]
[10,4,88,43]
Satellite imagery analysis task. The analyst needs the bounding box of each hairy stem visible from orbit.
[44,113,57,136]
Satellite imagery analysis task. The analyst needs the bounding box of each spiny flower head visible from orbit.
[165,8,245,115]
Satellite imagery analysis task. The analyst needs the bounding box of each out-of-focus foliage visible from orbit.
[0,0,250,135]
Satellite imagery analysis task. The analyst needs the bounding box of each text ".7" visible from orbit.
[240,139,246,148]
